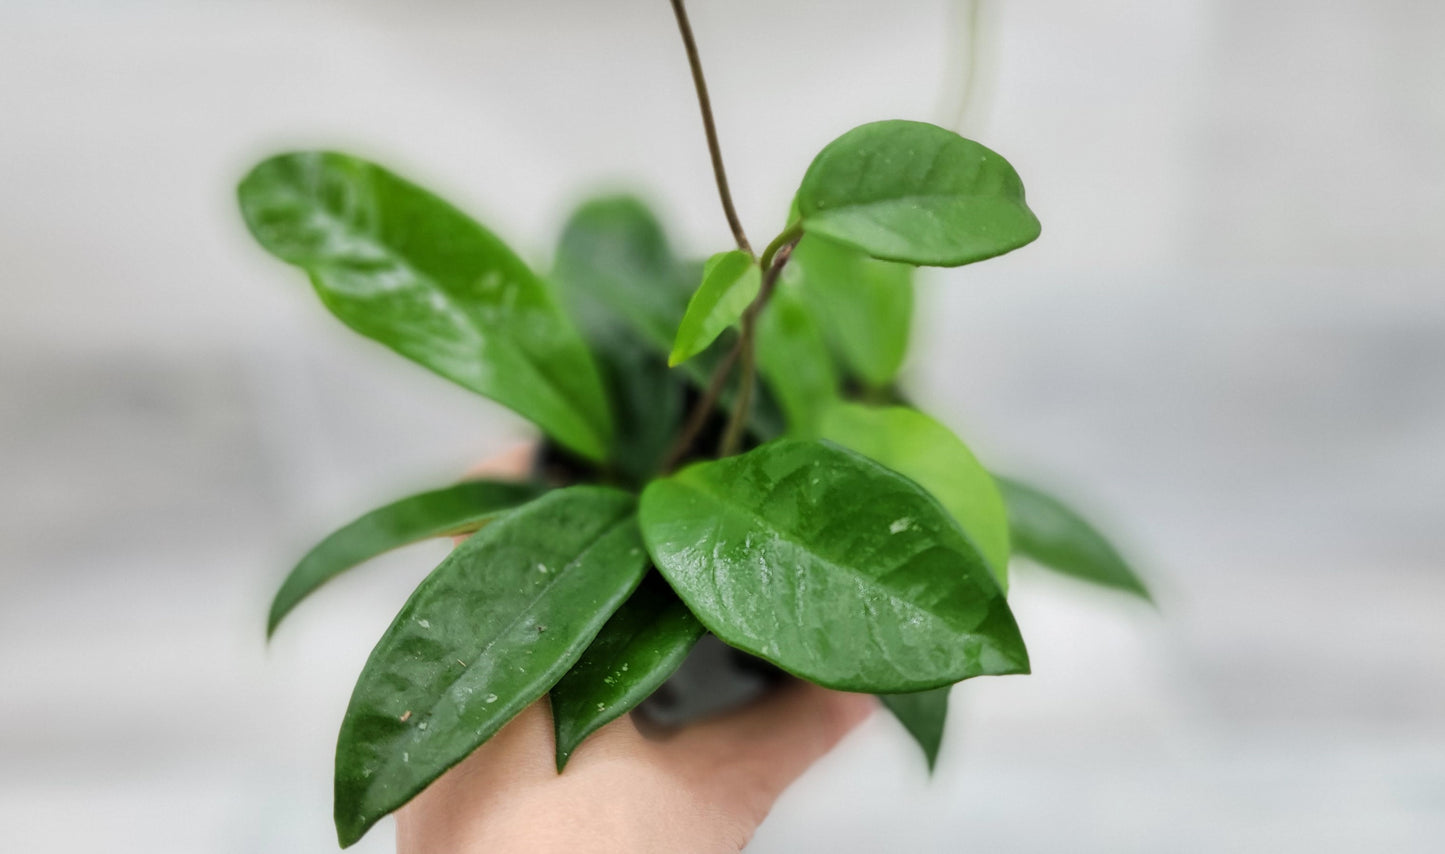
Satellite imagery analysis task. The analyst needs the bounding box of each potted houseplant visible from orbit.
[242,1,1149,847]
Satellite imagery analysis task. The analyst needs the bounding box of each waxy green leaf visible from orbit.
[268,480,543,637]
[669,250,761,367]
[880,686,950,771]
[550,575,705,770]
[552,197,691,482]
[789,235,913,388]
[552,195,694,354]
[552,196,783,464]
[998,478,1150,600]
[756,282,839,436]
[795,120,1040,267]
[333,487,648,847]
[819,403,1010,587]
[239,152,611,460]
[639,439,1028,693]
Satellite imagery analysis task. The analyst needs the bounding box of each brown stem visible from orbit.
[717,238,799,456]
[660,342,743,474]
[668,0,752,255]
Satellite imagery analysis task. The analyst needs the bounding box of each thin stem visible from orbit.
[669,0,752,255]
[717,237,799,456]
[660,342,743,474]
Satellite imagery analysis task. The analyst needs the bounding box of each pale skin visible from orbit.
[395,445,876,853]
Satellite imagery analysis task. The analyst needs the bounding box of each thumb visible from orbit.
[661,681,875,825]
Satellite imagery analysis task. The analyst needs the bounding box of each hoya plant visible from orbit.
[242,2,1149,847]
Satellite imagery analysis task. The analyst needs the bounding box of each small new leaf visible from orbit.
[998,478,1151,600]
[639,439,1028,693]
[268,479,542,637]
[669,250,761,366]
[238,152,612,460]
[550,576,705,770]
[795,120,1040,267]
[333,487,649,847]
[819,403,1010,587]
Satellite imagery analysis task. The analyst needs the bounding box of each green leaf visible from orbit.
[551,197,783,469]
[333,487,648,847]
[880,686,950,771]
[550,575,705,770]
[998,478,1151,600]
[268,480,543,638]
[669,250,761,367]
[795,120,1041,267]
[238,152,612,460]
[639,439,1028,693]
[819,403,1010,587]
[552,195,693,353]
[789,235,913,388]
[756,280,839,436]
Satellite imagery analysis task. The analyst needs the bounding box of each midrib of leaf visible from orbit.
[271,177,587,437]
[403,514,632,729]
[671,479,974,631]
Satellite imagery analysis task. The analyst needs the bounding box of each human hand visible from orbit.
[393,445,876,853]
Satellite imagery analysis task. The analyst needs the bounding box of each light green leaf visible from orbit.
[880,686,950,771]
[998,478,1151,600]
[333,487,648,847]
[268,479,543,637]
[795,120,1040,267]
[639,439,1028,693]
[669,250,761,367]
[789,235,913,388]
[550,575,705,770]
[239,152,612,460]
[819,403,1010,587]
[756,280,839,436]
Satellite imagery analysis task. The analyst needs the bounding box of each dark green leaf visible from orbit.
[819,403,1010,587]
[788,235,913,388]
[551,197,782,471]
[670,250,761,367]
[550,575,705,770]
[998,478,1151,600]
[268,480,543,637]
[795,120,1040,267]
[238,152,612,460]
[639,439,1028,693]
[333,487,648,847]
[880,686,950,771]
[552,195,693,353]
[756,281,839,437]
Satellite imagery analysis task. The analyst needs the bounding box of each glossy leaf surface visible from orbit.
[795,120,1040,267]
[268,479,542,637]
[334,487,648,846]
[819,403,1010,586]
[550,575,705,770]
[670,250,761,367]
[756,281,839,436]
[880,686,950,771]
[239,152,611,459]
[998,478,1150,600]
[789,235,913,388]
[639,440,1028,692]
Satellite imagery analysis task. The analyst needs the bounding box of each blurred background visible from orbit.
[2,0,1442,851]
